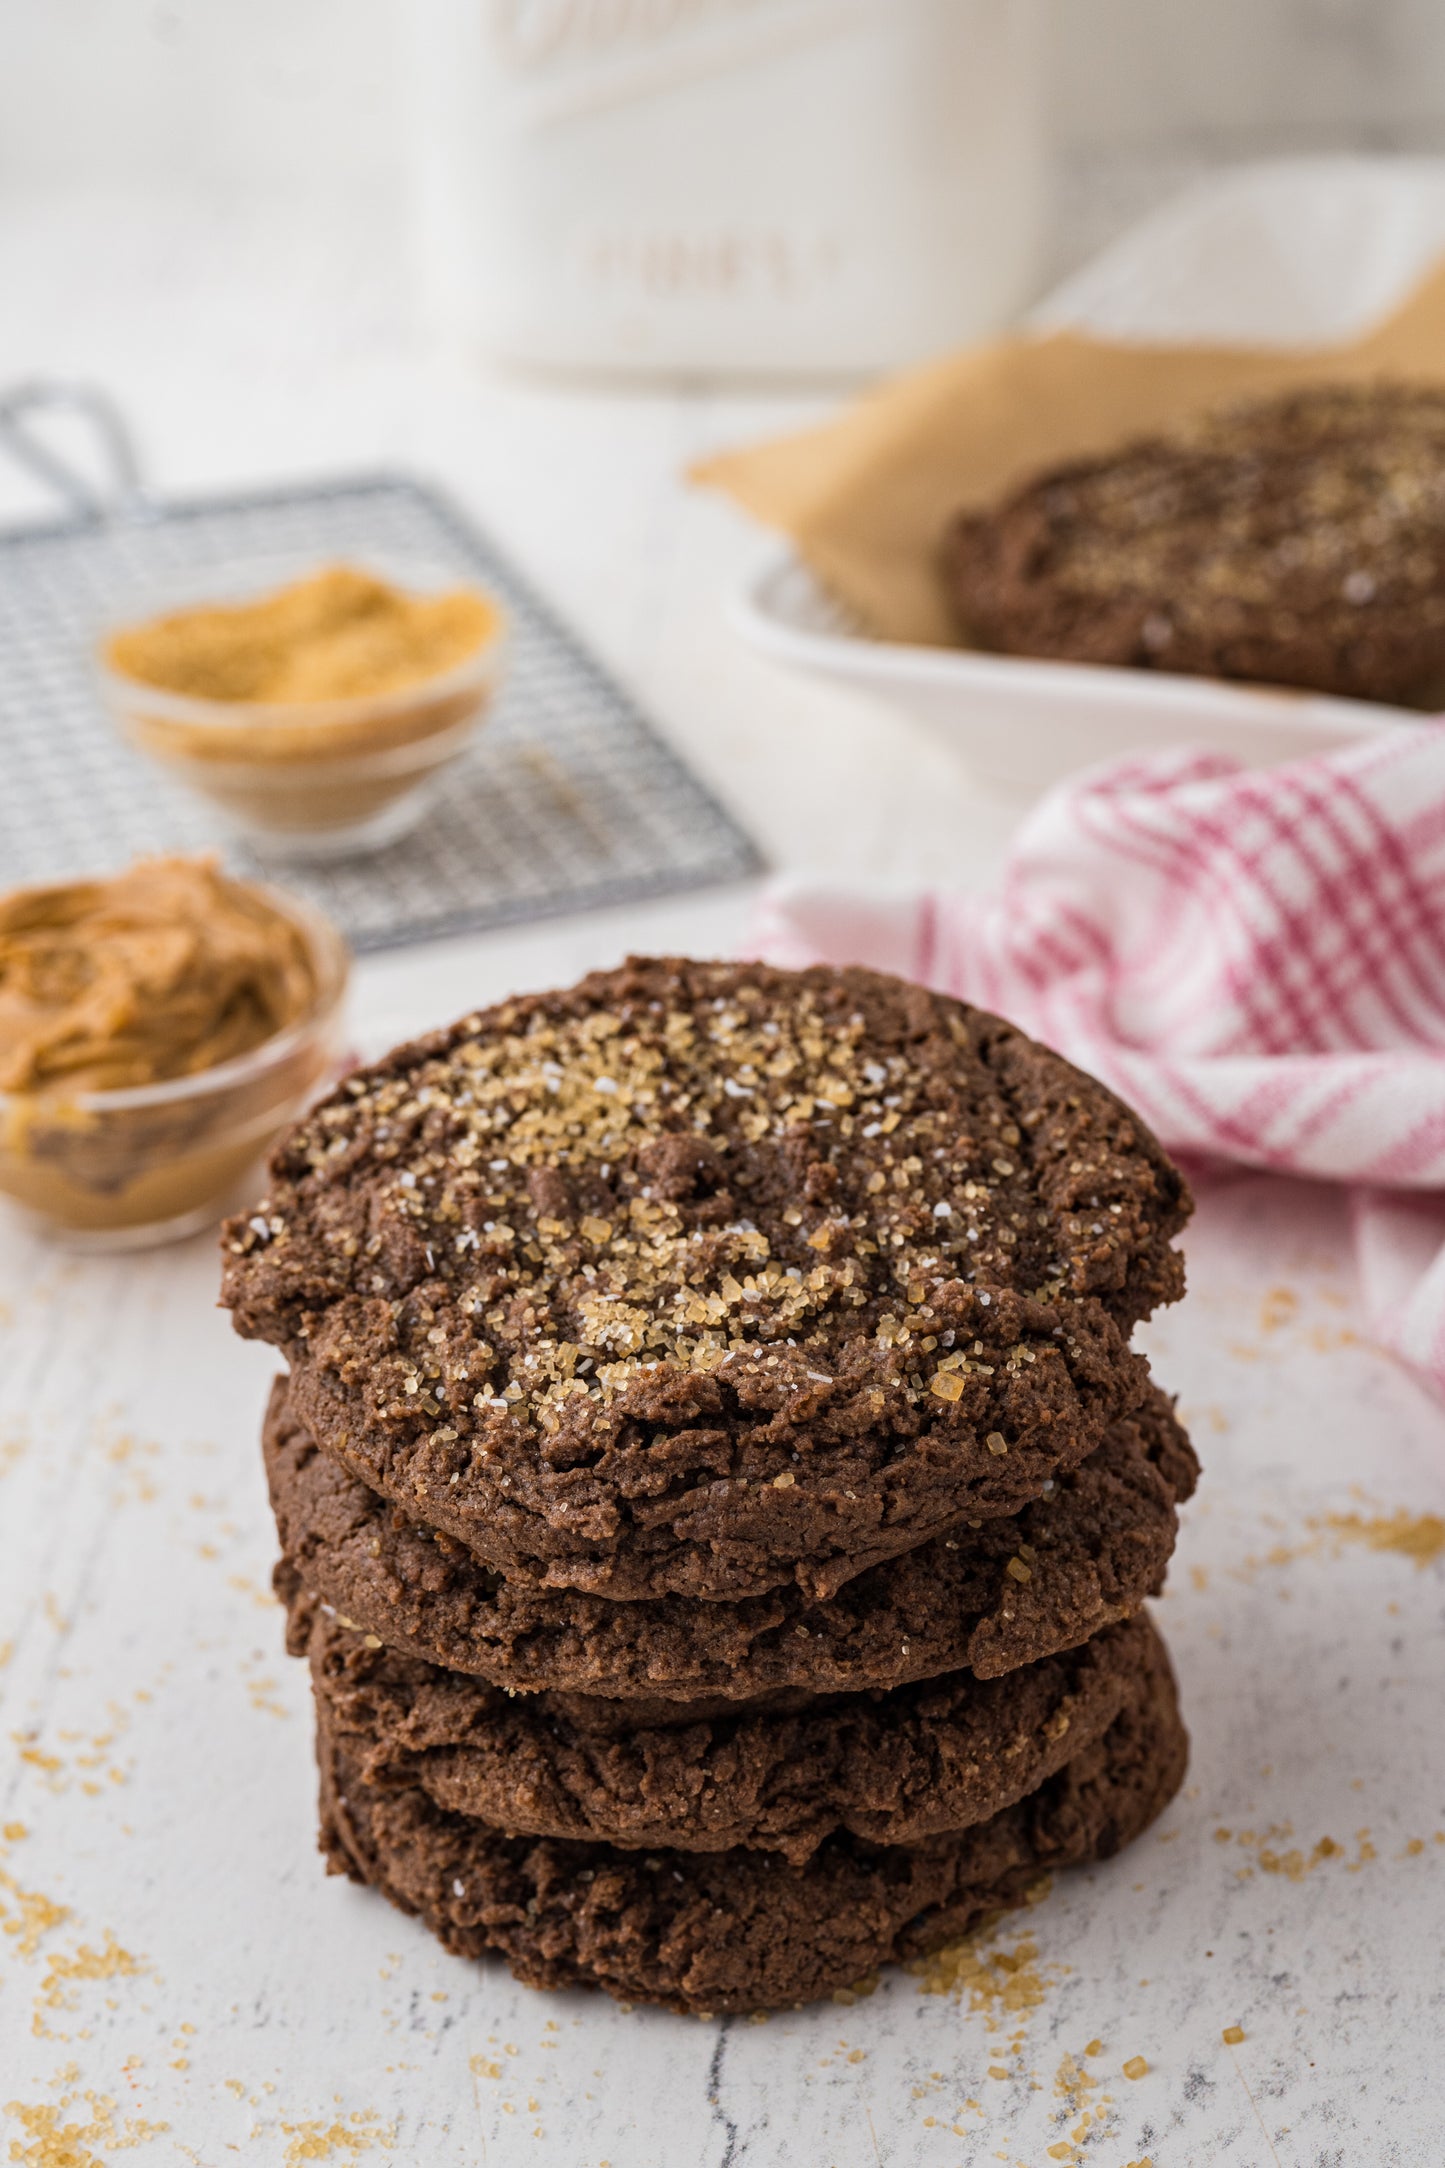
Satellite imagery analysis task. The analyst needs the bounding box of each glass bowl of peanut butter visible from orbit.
[0,857,349,1248]
[98,560,507,858]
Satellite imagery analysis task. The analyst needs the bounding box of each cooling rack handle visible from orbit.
[0,379,152,522]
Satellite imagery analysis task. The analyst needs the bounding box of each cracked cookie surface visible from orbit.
[314,1611,1187,2014]
[946,382,1445,706]
[226,959,1188,1600]
[305,1597,1157,1865]
[267,1374,1195,1699]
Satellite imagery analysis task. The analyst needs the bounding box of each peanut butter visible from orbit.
[104,565,497,704]
[0,858,317,1097]
[0,860,346,1244]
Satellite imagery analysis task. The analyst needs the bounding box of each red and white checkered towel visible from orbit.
[752,732,1445,1391]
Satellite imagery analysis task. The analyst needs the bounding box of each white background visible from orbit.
[4,0,1445,277]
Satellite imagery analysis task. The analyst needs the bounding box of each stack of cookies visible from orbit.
[222,959,1196,2015]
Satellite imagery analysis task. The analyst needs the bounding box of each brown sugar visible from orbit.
[102,570,504,844]
[1324,1509,1445,1567]
[105,564,497,704]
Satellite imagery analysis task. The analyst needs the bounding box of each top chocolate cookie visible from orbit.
[223,960,1188,1601]
[946,381,1445,707]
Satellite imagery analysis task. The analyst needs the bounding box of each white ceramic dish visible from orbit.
[732,157,1445,794]
[735,550,1421,793]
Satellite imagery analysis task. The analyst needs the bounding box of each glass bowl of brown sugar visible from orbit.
[98,558,508,859]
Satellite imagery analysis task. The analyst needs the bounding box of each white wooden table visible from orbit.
[2,186,1443,2167]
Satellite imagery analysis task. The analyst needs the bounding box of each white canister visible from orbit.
[410,0,1049,379]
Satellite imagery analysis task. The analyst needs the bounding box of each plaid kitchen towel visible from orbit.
[752,732,1445,1387]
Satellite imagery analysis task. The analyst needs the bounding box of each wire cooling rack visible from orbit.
[0,400,759,951]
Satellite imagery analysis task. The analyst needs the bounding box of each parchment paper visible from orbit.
[693,260,1445,648]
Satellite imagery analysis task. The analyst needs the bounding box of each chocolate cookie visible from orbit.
[266,1375,1196,1699]
[314,1614,1186,2013]
[945,381,1445,707]
[224,959,1188,1602]
[306,1596,1155,1865]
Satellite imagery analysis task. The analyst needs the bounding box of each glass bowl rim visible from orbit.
[95,553,508,732]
